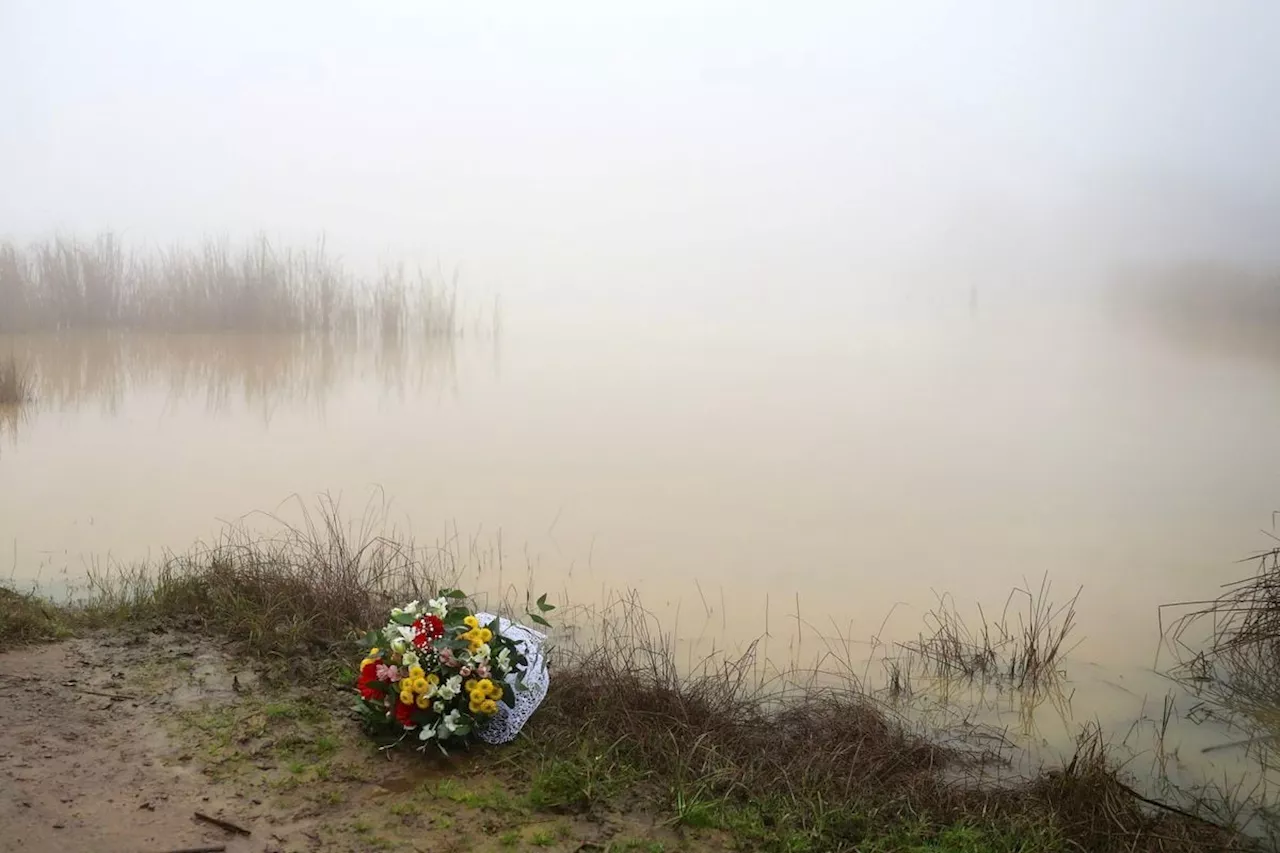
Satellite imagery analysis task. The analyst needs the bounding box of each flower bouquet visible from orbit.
[354,590,554,752]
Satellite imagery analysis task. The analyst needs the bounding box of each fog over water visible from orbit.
[3,0,1280,812]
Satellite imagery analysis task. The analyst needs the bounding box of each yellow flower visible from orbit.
[360,658,375,669]
[479,699,497,715]
[469,688,486,705]
[408,665,425,680]
[465,679,478,692]
[476,678,494,693]
[411,677,429,694]
[416,694,431,710]
[469,698,485,713]
[463,615,479,629]
[370,647,380,655]
[478,628,492,643]
[399,689,414,705]
[486,683,504,700]
[426,673,440,686]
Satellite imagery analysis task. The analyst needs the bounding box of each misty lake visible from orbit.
[2,290,1279,809]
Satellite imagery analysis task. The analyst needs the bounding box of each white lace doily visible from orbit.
[473,612,549,745]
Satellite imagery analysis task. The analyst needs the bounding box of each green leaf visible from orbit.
[536,593,556,613]
[529,613,551,628]
[442,589,467,599]
[390,612,416,626]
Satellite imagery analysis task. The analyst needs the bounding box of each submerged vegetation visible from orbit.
[0,498,1264,851]
[0,233,459,336]
[1166,545,1280,718]
[903,577,1081,691]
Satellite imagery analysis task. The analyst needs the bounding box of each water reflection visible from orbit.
[0,331,463,421]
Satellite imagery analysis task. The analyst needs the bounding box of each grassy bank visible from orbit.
[0,234,458,336]
[0,512,1259,852]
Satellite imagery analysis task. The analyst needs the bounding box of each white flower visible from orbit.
[472,643,491,663]
[404,599,421,614]
[436,675,463,701]
[441,709,463,734]
[433,701,445,713]
[390,636,408,654]
[428,597,448,618]
[496,648,512,674]
[401,651,419,669]
[418,723,437,741]
[390,607,405,619]
[424,682,438,699]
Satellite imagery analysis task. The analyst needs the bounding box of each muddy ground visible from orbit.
[0,631,704,853]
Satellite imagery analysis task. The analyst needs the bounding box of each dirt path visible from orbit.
[0,632,269,853]
[0,632,701,853]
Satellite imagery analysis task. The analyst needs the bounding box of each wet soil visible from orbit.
[0,631,699,853]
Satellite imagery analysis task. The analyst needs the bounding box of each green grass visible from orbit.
[431,778,524,813]
[859,819,1067,852]
[388,801,422,817]
[606,842,665,853]
[0,586,70,649]
[498,829,520,847]
[526,745,637,812]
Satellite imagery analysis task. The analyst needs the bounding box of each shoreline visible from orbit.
[0,564,1261,852]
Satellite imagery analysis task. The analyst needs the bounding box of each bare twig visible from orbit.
[192,812,250,837]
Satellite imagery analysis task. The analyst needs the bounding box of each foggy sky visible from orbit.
[3,1,1279,315]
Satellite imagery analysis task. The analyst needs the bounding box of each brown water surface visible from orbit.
[2,297,1278,817]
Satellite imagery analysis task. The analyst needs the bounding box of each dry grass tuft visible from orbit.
[0,586,69,649]
[902,576,1081,691]
[79,494,454,666]
[1164,546,1280,714]
[519,595,1248,852]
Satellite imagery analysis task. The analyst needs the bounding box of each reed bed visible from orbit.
[0,355,34,405]
[0,234,458,336]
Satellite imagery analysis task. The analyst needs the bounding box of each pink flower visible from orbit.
[376,663,401,683]
[477,664,490,678]
[440,648,458,667]
[460,666,473,677]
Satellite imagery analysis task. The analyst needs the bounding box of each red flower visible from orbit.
[393,695,417,728]
[412,614,445,649]
[357,661,384,701]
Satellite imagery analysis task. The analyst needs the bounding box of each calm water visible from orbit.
[2,295,1279,811]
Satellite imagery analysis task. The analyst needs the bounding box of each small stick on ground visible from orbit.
[192,811,251,836]
[156,846,227,853]
[80,688,136,701]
